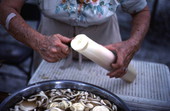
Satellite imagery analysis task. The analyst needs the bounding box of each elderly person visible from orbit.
[0,0,150,78]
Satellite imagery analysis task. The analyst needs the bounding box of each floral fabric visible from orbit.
[38,0,147,27]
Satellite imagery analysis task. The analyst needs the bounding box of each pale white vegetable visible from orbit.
[71,34,116,71]
[121,64,136,82]
[71,103,85,111]
[71,34,137,82]
[10,89,117,111]
[85,103,94,109]
[92,106,109,111]
[19,101,37,110]
[49,107,63,111]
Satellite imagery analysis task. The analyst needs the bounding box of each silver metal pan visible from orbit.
[0,80,130,111]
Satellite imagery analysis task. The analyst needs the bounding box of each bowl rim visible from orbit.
[0,80,130,111]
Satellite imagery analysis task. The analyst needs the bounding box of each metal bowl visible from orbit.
[0,80,130,111]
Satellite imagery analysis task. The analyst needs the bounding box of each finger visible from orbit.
[51,39,70,54]
[111,54,124,69]
[59,44,70,54]
[41,54,54,62]
[48,43,69,58]
[41,53,60,63]
[49,46,58,54]
[57,34,72,43]
[40,48,62,62]
[104,45,116,51]
[56,49,68,59]
[46,54,62,63]
[107,68,126,78]
[44,57,61,63]
[49,46,68,59]
[104,45,111,49]
[107,66,128,78]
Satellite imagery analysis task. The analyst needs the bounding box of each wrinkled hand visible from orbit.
[105,40,139,78]
[36,34,72,62]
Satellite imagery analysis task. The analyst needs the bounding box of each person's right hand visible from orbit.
[36,34,72,62]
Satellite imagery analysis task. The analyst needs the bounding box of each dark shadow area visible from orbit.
[21,3,40,21]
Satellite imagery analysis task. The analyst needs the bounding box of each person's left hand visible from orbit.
[105,40,139,78]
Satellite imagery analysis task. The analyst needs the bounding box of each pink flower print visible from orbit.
[90,0,100,6]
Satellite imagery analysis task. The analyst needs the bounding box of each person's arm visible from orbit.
[106,6,150,78]
[0,0,71,62]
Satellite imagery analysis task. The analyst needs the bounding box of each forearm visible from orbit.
[106,6,150,78]
[0,1,43,51]
[128,6,151,49]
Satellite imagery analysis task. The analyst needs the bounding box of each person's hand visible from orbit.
[105,40,139,78]
[36,34,72,62]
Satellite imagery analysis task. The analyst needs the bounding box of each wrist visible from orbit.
[30,33,45,52]
[127,38,141,51]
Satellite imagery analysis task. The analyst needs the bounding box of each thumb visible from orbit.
[57,34,72,44]
[104,44,116,51]
[104,45,111,49]
[58,43,70,54]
